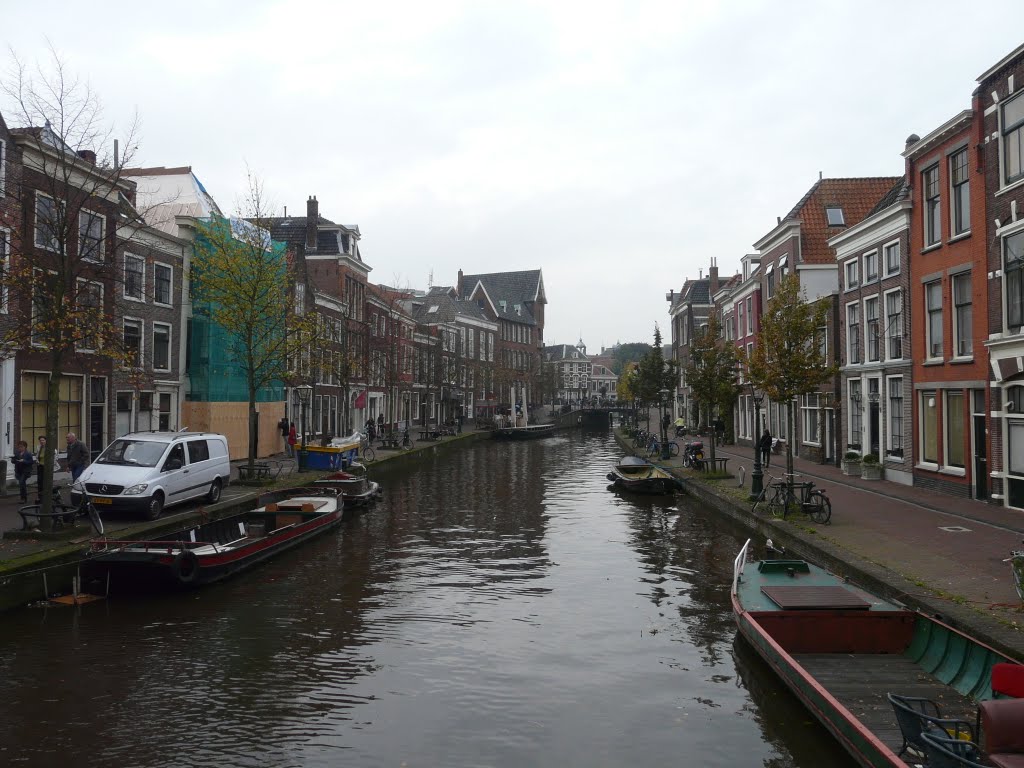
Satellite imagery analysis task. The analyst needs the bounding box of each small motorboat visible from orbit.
[87,488,346,589]
[311,463,382,511]
[607,457,683,494]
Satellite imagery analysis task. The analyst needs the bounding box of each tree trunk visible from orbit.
[786,401,795,489]
[43,368,62,531]
[248,388,258,470]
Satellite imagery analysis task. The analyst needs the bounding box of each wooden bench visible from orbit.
[380,437,401,450]
[238,461,283,481]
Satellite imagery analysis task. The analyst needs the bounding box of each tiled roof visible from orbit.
[459,269,544,325]
[543,343,589,362]
[774,177,901,263]
[267,216,363,259]
[866,176,910,217]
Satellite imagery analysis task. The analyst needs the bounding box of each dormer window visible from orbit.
[427,305,439,314]
[826,207,845,226]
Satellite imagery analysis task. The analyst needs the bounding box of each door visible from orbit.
[162,443,189,503]
[869,401,880,456]
[974,414,988,501]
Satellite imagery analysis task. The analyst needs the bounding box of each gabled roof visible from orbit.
[543,344,590,362]
[759,177,900,263]
[866,176,910,217]
[266,216,361,260]
[458,269,545,325]
[121,166,222,234]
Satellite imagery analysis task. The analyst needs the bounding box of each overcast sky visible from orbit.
[3,2,1023,351]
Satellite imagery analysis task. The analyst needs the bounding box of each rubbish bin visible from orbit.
[296,449,309,472]
[0,458,6,496]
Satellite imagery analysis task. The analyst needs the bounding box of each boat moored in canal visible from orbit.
[731,538,1023,767]
[86,487,346,589]
[606,456,683,494]
[492,423,556,439]
[311,463,382,512]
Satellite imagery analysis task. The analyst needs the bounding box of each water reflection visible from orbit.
[0,429,853,767]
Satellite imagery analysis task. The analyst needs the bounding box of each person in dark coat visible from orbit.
[64,433,88,482]
[13,441,34,502]
[758,428,773,468]
[35,435,49,503]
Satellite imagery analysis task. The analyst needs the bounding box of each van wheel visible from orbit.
[144,493,164,521]
[207,478,222,503]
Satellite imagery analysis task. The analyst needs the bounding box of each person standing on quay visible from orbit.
[35,435,48,502]
[65,433,89,482]
[13,441,34,502]
[758,428,773,469]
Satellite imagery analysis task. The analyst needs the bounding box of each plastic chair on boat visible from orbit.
[888,693,976,761]
[920,730,987,768]
[992,663,1024,698]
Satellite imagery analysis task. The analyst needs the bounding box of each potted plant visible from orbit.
[842,451,861,476]
[861,453,882,480]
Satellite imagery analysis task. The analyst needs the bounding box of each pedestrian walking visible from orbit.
[64,433,89,482]
[279,416,290,456]
[288,422,298,457]
[13,441,34,502]
[35,435,48,502]
[759,428,773,468]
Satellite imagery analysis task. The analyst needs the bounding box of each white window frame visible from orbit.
[801,393,820,446]
[153,262,174,306]
[75,278,104,352]
[123,317,144,368]
[846,301,861,365]
[78,209,105,262]
[294,282,305,315]
[863,249,879,284]
[746,296,753,335]
[923,164,942,248]
[864,296,880,363]
[943,390,966,474]
[884,288,903,361]
[848,379,862,450]
[844,258,859,290]
[925,280,943,360]
[124,253,146,302]
[883,239,901,277]
[918,390,939,469]
[0,137,6,196]
[0,227,8,314]
[152,322,172,372]
[34,192,61,251]
[949,146,971,237]
[1000,90,1024,187]
[952,271,973,360]
[886,375,904,458]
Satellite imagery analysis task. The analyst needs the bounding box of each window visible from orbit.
[950,148,971,236]
[887,377,903,457]
[153,323,171,371]
[187,439,210,463]
[865,297,880,362]
[0,228,7,313]
[847,303,861,364]
[123,318,143,367]
[1002,91,1024,185]
[945,391,965,469]
[0,137,5,195]
[294,282,305,315]
[886,290,903,359]
[826,207,845,226]
[884,241,900,276]
[20,372,82,449]
[844,259,859,289]
[923,165,941,247]
[766,269,775,298]
[849,380,862,448]
[1005,230,1024,329]
[79,211,104,261]
[746,297,753,335]
[863,251,878,283]
[802,393,820,445]
[921,391,938,465]
[35,193,61,251]
[952,272,972,357]
[124,254,145,300]
[76,280,103,351]
[925,281,943,358]
[737,303,744,337]
[154,264,172,305]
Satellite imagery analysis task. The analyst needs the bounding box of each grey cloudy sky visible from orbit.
[3,1,1023,350]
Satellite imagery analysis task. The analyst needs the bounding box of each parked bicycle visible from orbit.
[751,473,831,524]
[682,441,705,470]
[401,427,415,450]
[1005,541,1024,602]
[646,435,680,458]
[359,432,376,463]
[18,488,104,535]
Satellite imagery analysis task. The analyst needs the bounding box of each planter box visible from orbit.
[861,464,882,480]
[842,460,861,476]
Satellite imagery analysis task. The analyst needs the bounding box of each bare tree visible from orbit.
[1,48,143,521]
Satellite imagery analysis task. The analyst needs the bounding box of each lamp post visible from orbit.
[296,385,312,471]
[749,382,764,500]
[659,388,670,459]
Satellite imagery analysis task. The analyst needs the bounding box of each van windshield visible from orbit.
[96,439,168,467]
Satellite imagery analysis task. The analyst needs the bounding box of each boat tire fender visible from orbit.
[173,549,200,584]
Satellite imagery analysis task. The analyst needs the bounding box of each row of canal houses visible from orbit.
[0,107,547,462]
[669,43,1024,510]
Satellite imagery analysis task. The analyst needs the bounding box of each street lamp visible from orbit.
[659,388,670,459]
[749,382,765,500]
[296,385,313,470]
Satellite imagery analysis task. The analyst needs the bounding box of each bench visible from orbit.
[380,437,401,450]
[703,457,730,474]
[238,461,283,481]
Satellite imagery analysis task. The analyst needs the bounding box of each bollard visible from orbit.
[0,458,6,496]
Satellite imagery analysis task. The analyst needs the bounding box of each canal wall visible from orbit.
[610,429,1024,662]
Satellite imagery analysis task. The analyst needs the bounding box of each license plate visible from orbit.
[92,497,113,505]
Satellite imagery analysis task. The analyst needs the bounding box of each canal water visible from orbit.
[0,429,856,767]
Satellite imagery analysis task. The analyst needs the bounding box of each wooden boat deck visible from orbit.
[794,652,978,755]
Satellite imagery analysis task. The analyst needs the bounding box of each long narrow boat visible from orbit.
[492,423,556,439]
[606,457,683,495]
[731,538,1021,767]
[87,488,345,589]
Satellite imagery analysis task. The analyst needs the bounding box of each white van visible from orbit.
[71,431,231,520]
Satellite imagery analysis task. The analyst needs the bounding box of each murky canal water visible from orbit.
[0,429,855,767]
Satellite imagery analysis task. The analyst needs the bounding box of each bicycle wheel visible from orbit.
[1012,556,1024,602]
[767,487,787,519]
[751,485,768,514]
[669,442,680,457]
[807,492,832,524]
[361,445,376,462]
[87,502,105,536]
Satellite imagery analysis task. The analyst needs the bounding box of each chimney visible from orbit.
[709,258,719,294]
[77,149,97,165]
[457,269,464,296]
[306,196,318,250]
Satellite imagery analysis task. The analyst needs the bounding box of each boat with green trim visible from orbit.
[731,538,1021,768]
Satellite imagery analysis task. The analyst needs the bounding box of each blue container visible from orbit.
[303,446,344,470]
